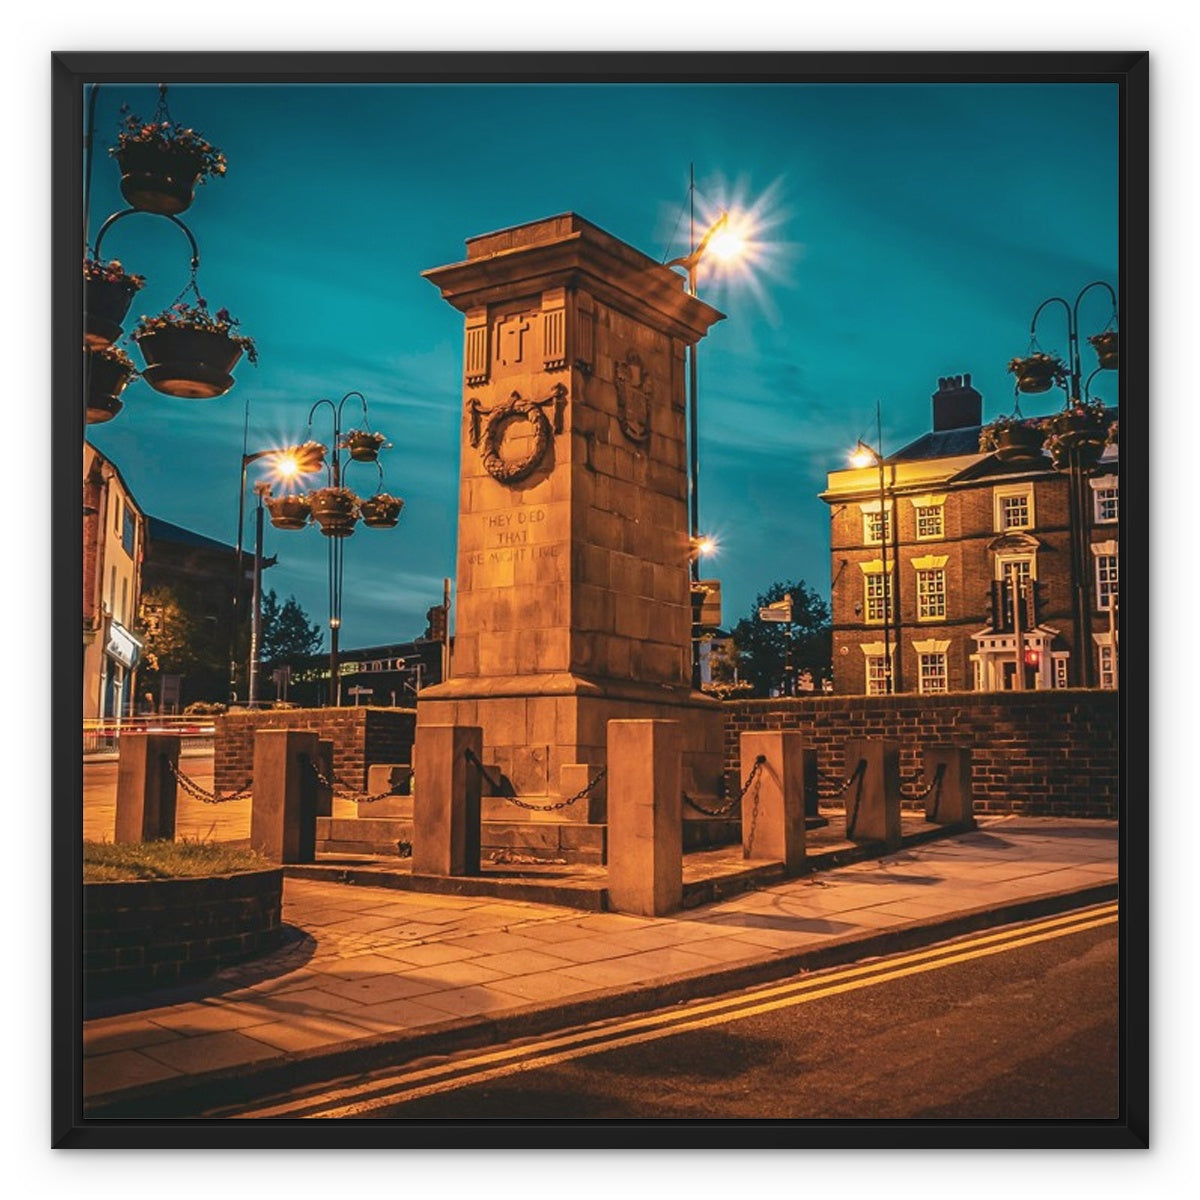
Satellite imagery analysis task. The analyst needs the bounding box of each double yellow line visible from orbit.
[240,901,1118,1119]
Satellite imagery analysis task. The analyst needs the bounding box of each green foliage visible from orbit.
[729,579,832,698]
[83,839,268,882]
[260,589,323,666]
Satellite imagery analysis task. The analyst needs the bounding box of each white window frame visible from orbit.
[1092,540,1118,611]
[913,554,949,622]
[913,637,951,694]
[858,561,891,625]
[993,483,1036,533]
[910,493,947,541]
[860,640,895,696]
[859,500,894,547]
[1090,474,1118,525]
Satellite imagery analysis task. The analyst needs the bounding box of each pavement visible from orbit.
[80,808,1119,1119]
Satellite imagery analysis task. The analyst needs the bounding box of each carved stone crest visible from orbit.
[614,351,653,444]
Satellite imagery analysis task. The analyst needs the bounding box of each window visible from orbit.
[993,484,1035,532]
[916,570,946,620]
[1095,553,1118,610]
[120,578,127,625]
[113,493,122,533]
[915,506,944,539]
[918,652,948,694]
[1091,475,1118,524]
[913,555,949,621]
[122,506,136,557]
[865,655,889,696]
[862,506,892,545]
[864,572,891,624]
[1053,656,1068,689]
[1099,643,1116,689]
[1095,486,1118,523]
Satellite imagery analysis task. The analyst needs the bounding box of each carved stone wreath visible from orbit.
[480,394,554,484]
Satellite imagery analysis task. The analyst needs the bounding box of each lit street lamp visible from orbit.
[232,439,326,705]
[1011,281,1118,688]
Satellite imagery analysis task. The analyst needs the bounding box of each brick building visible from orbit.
[821,375,1118,695]
[83,443,146,720]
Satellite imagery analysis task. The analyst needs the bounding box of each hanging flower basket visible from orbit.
[1043,401,1111,469]
[84,258,146,348]
[1007,352,1067,395]
[308,487,359,538]
[86,344,136,425]
[359,493,404,528]
[342,429,388,463]
[109,111,227,216]
[1088,330,1119,371]
[132,301,257,399]
[264,492,311,531]
[979,415,1045,461]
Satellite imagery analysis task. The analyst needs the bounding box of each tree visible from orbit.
[730,579,832,697]
[259,589,322,666]
[137,584,230,704]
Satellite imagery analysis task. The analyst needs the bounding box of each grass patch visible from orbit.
[84,839,271,883]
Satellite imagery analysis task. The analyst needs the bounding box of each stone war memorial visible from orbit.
[415,213,730,877]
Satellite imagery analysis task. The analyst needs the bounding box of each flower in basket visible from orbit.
[978,413,1043,453]
[341,429,390,461]
[359,492,404,526]
[91,343,137,372]
[83,257,146,292]
[1007,352,1068,392]
[1106,419,1119,446]
[132,299,259,365]
[110,108,228,182]
[309,486,359,510]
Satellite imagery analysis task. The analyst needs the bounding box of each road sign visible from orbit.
[759,600,792,623]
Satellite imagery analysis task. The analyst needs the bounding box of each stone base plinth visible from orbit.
[415,673,724,820]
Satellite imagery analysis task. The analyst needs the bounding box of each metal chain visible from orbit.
[464,747,606,812]
[819,758,866,801]
[307,759,396,804]
[743,770,764,856]
[166,759,252,805]
[683,755,766,817]
[900,762,947,803]
[844,758,868,839]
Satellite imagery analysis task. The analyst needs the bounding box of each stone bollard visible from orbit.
[411,725,482,877]
[250,730,319,863]
[606,720,682,917]
[115,733,180,843]
[314,738,334,817]
[843,738,902,851]
[922,746,974,827]
[739,731,809,871]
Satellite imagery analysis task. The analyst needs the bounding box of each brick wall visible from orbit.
[214,707,417,794]
[84,869,283,1000]
[723,690,1118,819]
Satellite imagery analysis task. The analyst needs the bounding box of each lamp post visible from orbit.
[266,391,400,708]
[231,438,326,705]
[1014,281,1118,688]
[666,175,746,687]
[852,408,895,694]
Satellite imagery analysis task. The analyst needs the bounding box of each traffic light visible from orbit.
[1024,649,1040,668]
[425,604,447,642]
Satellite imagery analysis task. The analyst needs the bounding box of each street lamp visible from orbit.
[852,422,895,695]
[265,391,401,707]
[1012,281,1118,688]
[231,439,327,705]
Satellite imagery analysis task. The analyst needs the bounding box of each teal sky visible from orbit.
[83,80,1120,649]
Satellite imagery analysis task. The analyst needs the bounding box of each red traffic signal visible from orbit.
[1023,649,1040,667]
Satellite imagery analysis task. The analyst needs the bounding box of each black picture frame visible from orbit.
[53,50,1148,1151]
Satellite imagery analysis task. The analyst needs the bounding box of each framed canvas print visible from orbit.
[52,50,1146,1150]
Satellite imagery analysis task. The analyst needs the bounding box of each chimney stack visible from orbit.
[932,373,982,431]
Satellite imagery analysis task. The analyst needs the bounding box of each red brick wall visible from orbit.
[723,690,1118,819]
[214,707,416,793]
